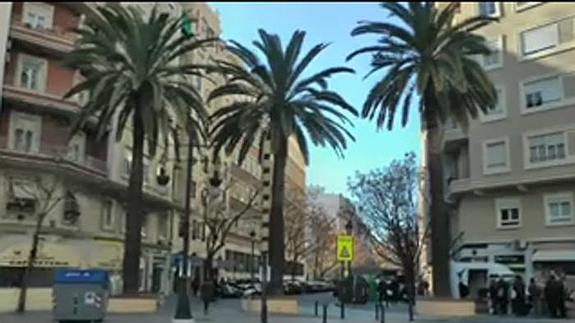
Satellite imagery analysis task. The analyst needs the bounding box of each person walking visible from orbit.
[489,278,499,315]
[496,277,510,315]
[511,275,527,316]
[544,273,559,318]
[191,276,200,297]
[558,273,568,318]
[528,278,542,316]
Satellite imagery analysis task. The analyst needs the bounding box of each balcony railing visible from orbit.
[9,20,76,55]
[0,143,108,175]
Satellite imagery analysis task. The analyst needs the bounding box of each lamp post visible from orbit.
[345,220,353,277]
[173,130,197,323]
[250,230,256,282]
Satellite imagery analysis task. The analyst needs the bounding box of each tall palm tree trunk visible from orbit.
[269,136,288,295]
[122,108,145,294]
[424,90,451,297]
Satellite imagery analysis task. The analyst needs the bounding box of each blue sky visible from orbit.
[209,2,421,195]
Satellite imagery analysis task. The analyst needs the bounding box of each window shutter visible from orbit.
[563,72,575,99]
[522,24,558,55]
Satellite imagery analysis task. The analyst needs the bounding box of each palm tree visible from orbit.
[209,29,358,294]
[347,2,497,296]
[63,5,212,293]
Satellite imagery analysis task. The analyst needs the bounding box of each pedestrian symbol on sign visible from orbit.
[340,246,350,258]
[336,234,354,261]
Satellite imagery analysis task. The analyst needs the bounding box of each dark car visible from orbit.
[284,280,303,295]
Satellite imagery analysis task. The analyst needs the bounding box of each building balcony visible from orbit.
[9,20,76,57]
[442,126,468,147]
[3,85,80,116]
[447,177,471,195]
[0,143,107,177]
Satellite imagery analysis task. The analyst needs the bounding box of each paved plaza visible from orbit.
[1,294,574,323]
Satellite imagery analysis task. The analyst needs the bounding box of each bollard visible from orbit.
[380,302,385,323]
[315,301,319,317]
[322,304,328,323]
[375,303,379,320]
[340,301,345,319]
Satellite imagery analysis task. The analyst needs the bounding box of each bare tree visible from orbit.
[348,152,427,322]
[308,211,337,280]
[284,188,313,281]
[16,176,64,313]
[202,179,260,281]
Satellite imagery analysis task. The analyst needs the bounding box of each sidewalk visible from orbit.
[1,297,573,323]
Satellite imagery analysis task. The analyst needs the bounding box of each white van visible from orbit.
[450,261,515,299]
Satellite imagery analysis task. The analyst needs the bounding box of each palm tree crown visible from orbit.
[63,5,210,153]
[209,29,358,165]
[348,2,497,130]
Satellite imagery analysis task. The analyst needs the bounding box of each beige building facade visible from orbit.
[444,2,575,287]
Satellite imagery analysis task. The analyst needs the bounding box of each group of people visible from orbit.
[488,272,569,318]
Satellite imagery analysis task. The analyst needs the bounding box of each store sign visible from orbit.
[494,255,525,264]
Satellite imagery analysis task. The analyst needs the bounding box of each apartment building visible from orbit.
[0,2,198,298]
[443,2,575,287]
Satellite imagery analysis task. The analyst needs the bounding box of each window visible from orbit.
[101,200,114,230]
[496,198,521,229]
[523,76,561,109]
[528,132,566,164]
[478,2,499,17]
[521,18,574,57]
[18,54,47,92]
[143,158,150,184]
[123,150,132,178]
[522,24,558,55]
[67,132,86,163]
[22,3,54,30]
[158,213,168,239]
[141,214,148,238]
[483,37,504,70]
[191,219,198,240]
[545,193,574,226]
[62,192,80,226]
[481,87,506,122]
[10,112,41,153]
[483,139,509,174]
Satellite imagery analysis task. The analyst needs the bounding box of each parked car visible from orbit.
[284,280,303,295]
[218,283,243,298]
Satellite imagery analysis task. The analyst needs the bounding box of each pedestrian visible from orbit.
[496,277,509,315]
[557,273,567,318]
[200,281,214,315]
[544,273,558,318]
[489,278,498,315]
[192,276,200,297]
[528,278,542,316]
[511,275,527,316]
[378,279,388,306]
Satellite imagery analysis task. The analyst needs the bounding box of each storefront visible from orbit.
[0,235,84,287]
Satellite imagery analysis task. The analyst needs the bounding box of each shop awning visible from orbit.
[0,239,82,267]
[533,250,575,262]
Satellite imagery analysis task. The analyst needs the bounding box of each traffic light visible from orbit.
[181,13,194,38]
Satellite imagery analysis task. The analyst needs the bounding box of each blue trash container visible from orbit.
[53,269,109,322]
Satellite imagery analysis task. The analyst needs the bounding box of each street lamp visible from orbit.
[173,133,199,323]
[249,230,256,282]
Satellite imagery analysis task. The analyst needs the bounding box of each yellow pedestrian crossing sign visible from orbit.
[336,235,354,262]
